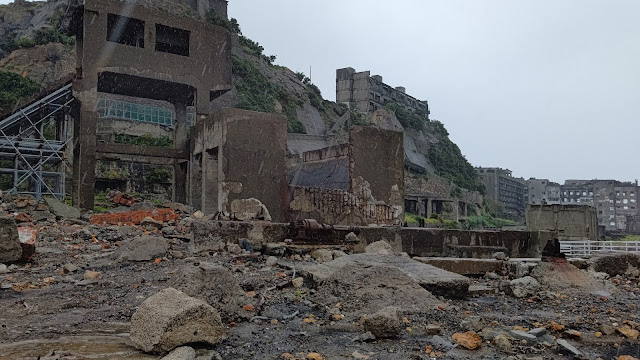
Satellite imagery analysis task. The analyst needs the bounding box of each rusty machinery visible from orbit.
[289,219,361,244]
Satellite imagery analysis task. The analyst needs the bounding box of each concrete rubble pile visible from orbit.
[0,195,639,359]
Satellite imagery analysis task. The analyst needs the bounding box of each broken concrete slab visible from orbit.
[119,236,169,262]
[44,197,81,219]
[414,257,504,276]
[304,253,470,298]
[130,288,225,354]
[0,216,21,263]
[590,253,640,277]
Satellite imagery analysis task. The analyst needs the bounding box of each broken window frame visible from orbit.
[155,23,190,57]
[106,14,145,48]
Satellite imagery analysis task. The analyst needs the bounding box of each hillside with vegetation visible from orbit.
[0,0,482,194]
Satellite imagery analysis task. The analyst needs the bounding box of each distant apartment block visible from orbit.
[336,67,430,117]
[476,167,526,221]
[525,179,639,232]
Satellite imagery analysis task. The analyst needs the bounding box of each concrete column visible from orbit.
[72,99,97,210]
[173,102,188,203]
[425,199,432,219]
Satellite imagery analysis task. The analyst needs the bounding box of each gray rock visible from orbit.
[353,331,376,342]
[478,327,502,341]
[0,216,21,263]
[119,236,169,262]
[160,346,196,360]
[263,243,285,256]
[508,329,538,343]
[428,335,456,351]
[528,327,548,337]
[44,197,81,219]
[130,288,224,353]
[311,249,333,263]
[194,349,222,360]
[0,263,7,274]
[265,256,278,266]
[363,306,401,338]
[493,333,511,352]
[364,240,394,255]
[426,324,441,335]
[557,339,583,357]
[492,251,507,260]
[332,250,348,258]
[141,216,164,231]
[461,316,485,332]
[168,262,249,322]
[345,232,359,243]
[509,276,540,298]
[63,263,79,273]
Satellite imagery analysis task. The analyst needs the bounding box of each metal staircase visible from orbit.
[0,83,74,200]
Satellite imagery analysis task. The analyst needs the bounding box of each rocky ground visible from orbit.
[0,194,639,360]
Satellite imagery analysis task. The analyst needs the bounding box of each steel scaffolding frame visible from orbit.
[0,83,74,200]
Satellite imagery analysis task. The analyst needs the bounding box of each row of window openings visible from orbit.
[564,197,636,205]
[106,14,190,57]
[97,98,195,128]
[562,190,635,197]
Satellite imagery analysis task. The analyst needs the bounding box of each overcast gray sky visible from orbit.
[229,0,640,184]
[2,0,638,183]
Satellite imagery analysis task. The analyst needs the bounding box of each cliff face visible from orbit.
[0,0,481,195]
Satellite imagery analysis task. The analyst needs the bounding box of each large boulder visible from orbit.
[364,240,395,255]
[509,276,540,298]
[130,288,224,353]
[119,235,169,261]
[168,262,252,321]
[0,216,21,263]
[363,306,402,338]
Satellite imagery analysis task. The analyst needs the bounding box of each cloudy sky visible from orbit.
[228,0,640,184]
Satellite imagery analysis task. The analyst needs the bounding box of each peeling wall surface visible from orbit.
[190,108,288,222]
[526,204,599,240]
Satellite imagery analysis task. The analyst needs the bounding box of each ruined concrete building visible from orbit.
[336,67,430,117]
[476,167,526,221]
[526,178,640,233]
[526,203,599,240]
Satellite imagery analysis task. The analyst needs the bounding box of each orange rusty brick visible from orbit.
[90,208,179,226]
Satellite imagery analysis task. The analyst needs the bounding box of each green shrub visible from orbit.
[385,101,427,131]
[114,133,173,148]
[0,71,41,113]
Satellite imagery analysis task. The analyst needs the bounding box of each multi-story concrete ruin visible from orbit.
[476,167,526,221]
[525,178,639,233]
[526,203,599,240]
[336,67,430,117]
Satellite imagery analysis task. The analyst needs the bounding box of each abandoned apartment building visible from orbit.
[0,0,406,226]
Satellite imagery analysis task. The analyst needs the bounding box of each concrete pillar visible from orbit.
[173,103,188,203]
[72,99,97,210]
[426,199,432,219]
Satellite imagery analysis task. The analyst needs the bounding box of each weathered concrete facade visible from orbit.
[190,108,288,222]
[288,126,404,225]
[71,0,232,209]
[526,204,599,240]
[336,67,429,117]
[476,167,526,221]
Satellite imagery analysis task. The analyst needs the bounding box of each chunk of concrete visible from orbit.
[304,253,470,298]
[130,288,224,353]
[44,197,81,219]
[414,257,504,276]
[0,216,21,263]
[365,240,394,255]
[363,306,401,338]
[311,249,333,263]
[119,236,169,262]
[556,339,582,357]
[161,346,196,360]
[509,276,540,298]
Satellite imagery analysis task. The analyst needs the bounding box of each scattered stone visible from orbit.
[549,321,565,331]
[161,346,196,360]
[363,306,402,338]
[452,331,483,350]
[594,332,602,338]
[493,334,511,352]
[141,216,164,231]
[344,232,359,243]
[461,316,485,332]
[332,250,347,258]
[426,324,441,335]
[306,353,323,360]
[353,331,376,342]
[292,277,304,288]
[364,240,394,255]
[84,270,102,280]
[170,250,185,259]
[508,329,538,343]
[617,326,639,339]
[311,249,333,263]
[556,339,583,357]
[44,197,81,219]
[0,263,7,274]
[130,288,224,353]
[119,236,169,262]
[528,327,547,337]
[564,329,582,339]
[63,263,78,274]
[351,350,370,360]
[0,216,21,263]
[265,256,278,267]
[599,324,616,335]
[509,276,540,298]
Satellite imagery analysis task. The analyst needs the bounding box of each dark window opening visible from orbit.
[155,24,190,56]
[107,14,145,48]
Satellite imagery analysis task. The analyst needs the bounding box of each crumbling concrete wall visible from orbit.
[526,204,598,240]
[190,108,288,222]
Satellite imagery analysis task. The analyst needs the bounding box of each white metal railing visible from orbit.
[560,240,640,257]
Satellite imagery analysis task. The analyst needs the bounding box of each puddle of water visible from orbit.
[0,336,157,360]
